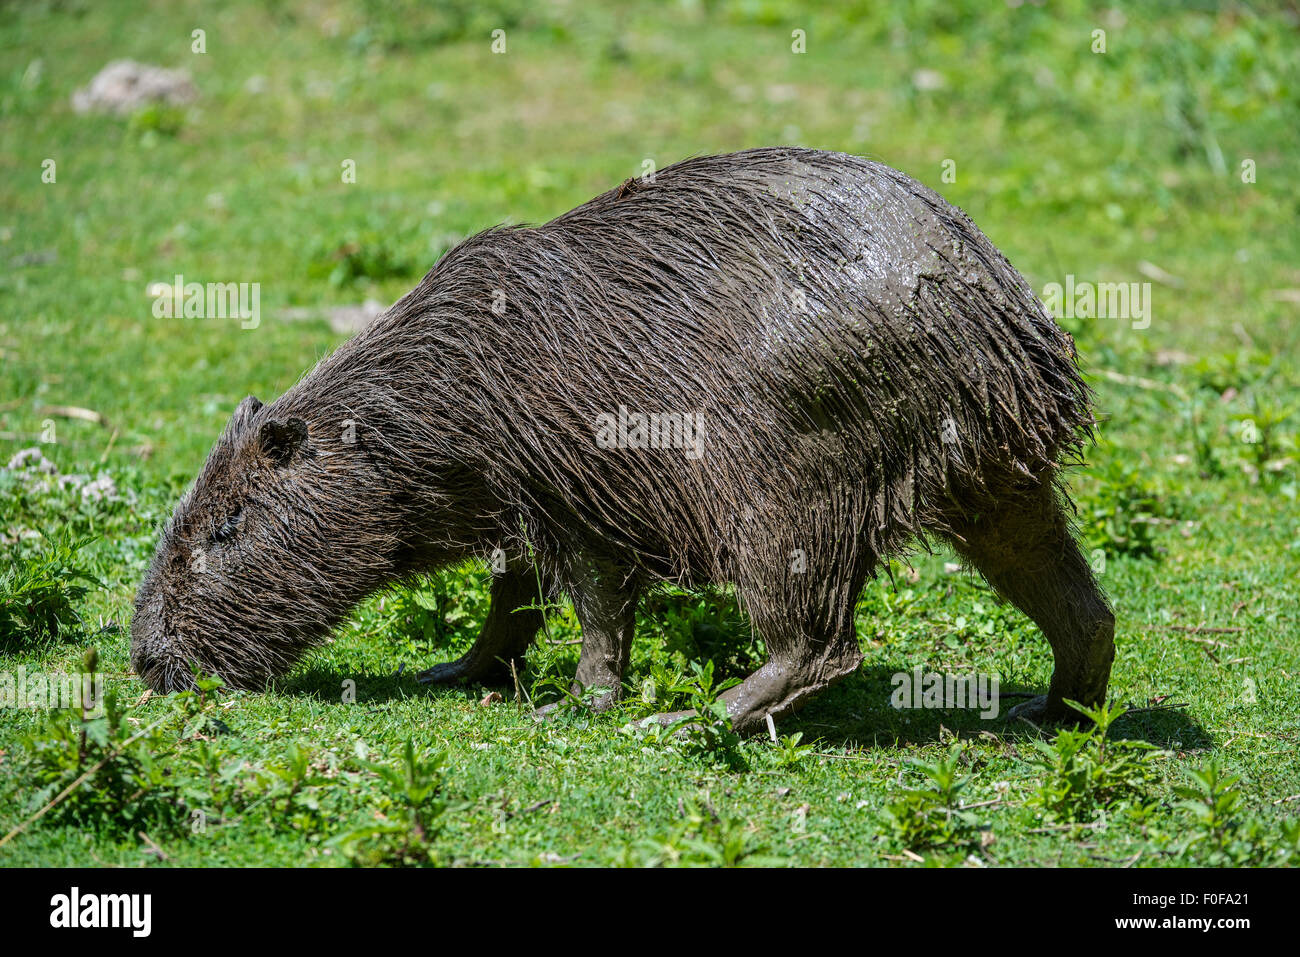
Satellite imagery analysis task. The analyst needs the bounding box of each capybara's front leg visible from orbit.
[417,567,543,687]
[553,555,639,714]
[568,584,639,714]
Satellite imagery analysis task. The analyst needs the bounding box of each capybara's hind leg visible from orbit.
[723,642,864,735]
[640,579,866,736]
[641,641,863,737]
[417,566,543,686]
[949,483,1116,723]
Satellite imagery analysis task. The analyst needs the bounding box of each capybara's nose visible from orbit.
[129,632,176,693]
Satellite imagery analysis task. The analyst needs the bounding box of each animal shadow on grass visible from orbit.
[281,659,1211,754]
[278,662,469,705]
[783,664,1212,752]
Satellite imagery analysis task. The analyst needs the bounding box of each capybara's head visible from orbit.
[130,394,403,693]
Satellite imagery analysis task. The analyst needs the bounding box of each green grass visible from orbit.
[1,0,1298,867]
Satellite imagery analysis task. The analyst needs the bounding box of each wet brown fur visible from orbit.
[131,148,1115,732]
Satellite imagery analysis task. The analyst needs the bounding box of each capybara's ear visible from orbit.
[258,417,308,466]
[230,395,263,434]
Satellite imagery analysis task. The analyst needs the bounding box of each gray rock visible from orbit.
[277,299,387,334]
[72,60,197,115]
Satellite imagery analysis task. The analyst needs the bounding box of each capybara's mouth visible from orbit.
[132,651,199,695]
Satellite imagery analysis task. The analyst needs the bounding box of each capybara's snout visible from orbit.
[128,582,201,694]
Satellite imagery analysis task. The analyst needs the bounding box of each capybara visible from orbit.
[130,147,1115,733]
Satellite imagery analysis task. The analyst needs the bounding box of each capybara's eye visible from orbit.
[212,508,243,543]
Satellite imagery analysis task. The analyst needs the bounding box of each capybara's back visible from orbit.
[132,148,1114,734]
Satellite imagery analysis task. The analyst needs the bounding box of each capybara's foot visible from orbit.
[534,685,621,721]
[416,653,512,687]
[533,701,558,721]
[632,707,698,737]
[416,660,481,686]
[1005,694,1095,725]
[637,650,863,737]
[634,703,774,738]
